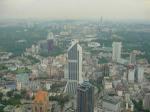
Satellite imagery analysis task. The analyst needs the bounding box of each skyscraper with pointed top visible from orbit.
[64,40,83,95]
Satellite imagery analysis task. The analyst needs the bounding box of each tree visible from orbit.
[0,92,3,101]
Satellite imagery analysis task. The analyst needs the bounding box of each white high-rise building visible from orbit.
[137,66,144,83]
[64,40,83,95]
[143,93,150,111]
[130,52,136,65]
[128,66,135,83]
[112,42,122,62]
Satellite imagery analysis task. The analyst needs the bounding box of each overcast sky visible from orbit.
[0,0,150,21]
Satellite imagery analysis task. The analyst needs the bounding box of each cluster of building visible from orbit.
[1,21,150,112]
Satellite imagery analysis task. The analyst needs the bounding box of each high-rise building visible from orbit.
[112,42,122,62]
[136,66,144,83]
[32,90,49,112]
[65,40,83,95]
[77,81,94,112]
[127,65,135,83]
[130,52,136,65]
[47,32,54,52]
[101,64,109,76]
[143,93,150,111]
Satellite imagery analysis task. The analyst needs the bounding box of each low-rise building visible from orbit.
[102,95,121,112]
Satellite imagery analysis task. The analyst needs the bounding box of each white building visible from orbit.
[16,81,22,91]
[136,66,144,83]
[112,42,122,62]
[45,82,52,90]
[130,52,136,65]
[128,67,135,83]
[143,93,150,111]
[88,42,100,48]
[103,77,112,90]
[65,40,83,95]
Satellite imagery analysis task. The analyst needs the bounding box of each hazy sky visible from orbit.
[0,0,150,20]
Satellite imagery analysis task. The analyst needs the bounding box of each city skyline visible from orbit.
[0,1,150,111]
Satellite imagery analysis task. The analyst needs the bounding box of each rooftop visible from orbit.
[103,95,120,105]
[34,90,48,104]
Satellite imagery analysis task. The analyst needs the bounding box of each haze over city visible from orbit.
[0,0,150,21]
[1,0,150,112]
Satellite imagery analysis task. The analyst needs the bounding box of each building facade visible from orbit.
[77,81,94,112]
[143,93,150,110]
[136,66,144,83]
[112,42,122,62]
[32,90,49,112]
[65,40,83,95]
[102,95,121,112]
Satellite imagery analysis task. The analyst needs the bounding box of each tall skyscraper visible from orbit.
[136,66,144,83]
[130,52,136,65]
[47,32,54,52]
[143,93,150,111]
[112,42,122,62]
[127,65,135,83]
[65,40,83,95]
[77,81,94,112]
[102,64,109,76]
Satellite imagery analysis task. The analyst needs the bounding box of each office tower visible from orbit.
[143,93,150,110]
[77,81,94,112]
[102,64,109,76]
[32,90,49,112]
[130,52,136,65]
[136,66,144,83]
[112,42,122,62]
[47,32,54,52]
[127,65,135,83]
[65,40,83,95]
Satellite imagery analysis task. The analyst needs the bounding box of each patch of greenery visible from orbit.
[49,94,70,108]
[98,57,108,64]
[0,26,47,56]
[13,67,31,74]
[132,100,150,112]
[40,47,64,57]
[0,65,8,71]
[26,55,40,64]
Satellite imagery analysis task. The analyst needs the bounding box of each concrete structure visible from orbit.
[88,42,100,48]
[65,40,83,95]
[77,81,94,112]
[143,93,150,110]
[16,81,22,91]
[16,73,29,89]
[112,42,122,62]
[102,96,121,112]
[101,64,109,76]
[130,52,136,65]
[127,66,135,83]
[136,66,144,83]
[103,77,112,90]
[32,90,49,112]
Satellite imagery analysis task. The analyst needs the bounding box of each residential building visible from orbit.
[112,42,122,62]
